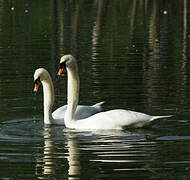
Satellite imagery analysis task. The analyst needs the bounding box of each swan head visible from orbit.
[58,55,77,75]
[33,68,50,92]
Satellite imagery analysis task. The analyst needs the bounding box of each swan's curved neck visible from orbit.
[41,76,54,124]
[65,65,79,127]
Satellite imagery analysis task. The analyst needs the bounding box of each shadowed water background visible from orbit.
[0,0,190,179]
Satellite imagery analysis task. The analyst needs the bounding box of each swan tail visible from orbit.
[92,101,105,111]
[150,115,173,121]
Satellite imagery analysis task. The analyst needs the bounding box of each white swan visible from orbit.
[57,55,172,130]
[33,68,104,125]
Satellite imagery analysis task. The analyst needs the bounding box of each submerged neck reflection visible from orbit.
[35,126,80,179]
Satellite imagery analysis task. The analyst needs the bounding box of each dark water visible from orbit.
[0,0,190,179]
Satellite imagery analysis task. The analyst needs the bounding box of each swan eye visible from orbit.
[34,77,41,92]
[60,61,66,69]
[58,62,66,75]
[34,77,40,84]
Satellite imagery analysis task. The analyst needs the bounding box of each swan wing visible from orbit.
[91,101,105,111]
[52,105,67,119]
[74,102,104,119]
[52,102,104,121]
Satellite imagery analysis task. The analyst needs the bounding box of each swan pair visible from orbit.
[34,55,172,130]
[33,68,104,125]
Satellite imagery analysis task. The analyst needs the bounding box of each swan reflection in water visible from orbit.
[35,126,80,179]
[35,125,163,179]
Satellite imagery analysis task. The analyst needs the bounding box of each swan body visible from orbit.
[33,68,104,125]
[58,55,172,130]
[65,109,172,130]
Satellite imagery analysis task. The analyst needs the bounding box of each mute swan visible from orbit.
[33,68,104,125]
[57,55,172,130]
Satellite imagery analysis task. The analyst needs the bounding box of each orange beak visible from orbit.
[57,67,64,76]
[33,81,40,92]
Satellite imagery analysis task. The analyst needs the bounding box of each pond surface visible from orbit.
[0,0,190,179]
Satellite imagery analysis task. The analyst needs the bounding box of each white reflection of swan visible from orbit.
[66,132,80,179]
[35,127,161,179]
[35,126,57,177]
[35,127,80,179]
